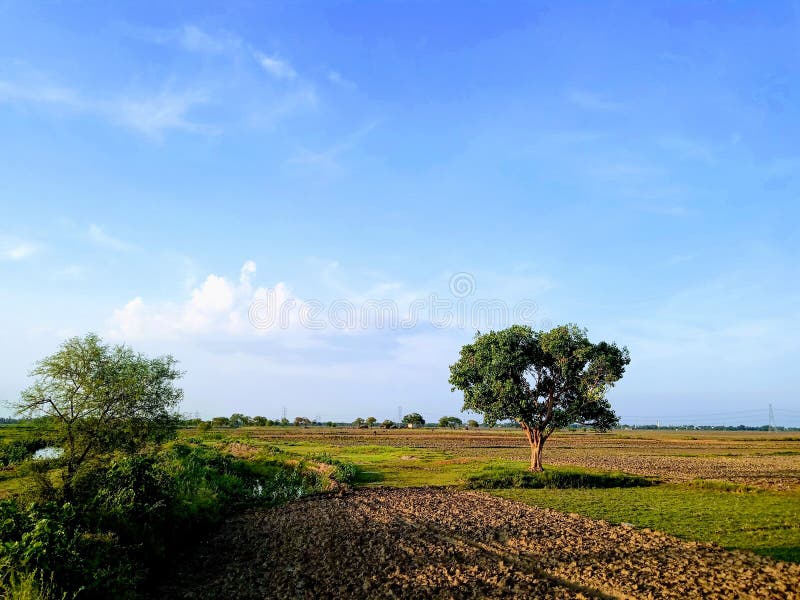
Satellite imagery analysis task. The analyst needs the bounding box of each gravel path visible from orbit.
[157,488,800,599]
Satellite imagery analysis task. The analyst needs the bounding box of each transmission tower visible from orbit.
[769,404,775,431]
[398,405,402,423]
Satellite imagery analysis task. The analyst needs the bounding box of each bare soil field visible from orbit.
[157,487,800,600]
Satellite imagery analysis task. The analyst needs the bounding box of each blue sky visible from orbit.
[1,2,798,426]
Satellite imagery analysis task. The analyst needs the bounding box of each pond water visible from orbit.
[33,446,63,460]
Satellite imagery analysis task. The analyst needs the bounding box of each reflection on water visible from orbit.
[33,446,63,460]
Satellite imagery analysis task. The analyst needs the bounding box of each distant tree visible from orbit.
[401,413,425,426]
[230,413,251,428]
[467,419,479,428]
[380,419,395,429]
[450,324,629,471]
[212,416,230,428]
[252,416,268,427]
[438,416,463,428]
[326,421,336,428]
[280,417,290,426]
[198,420,213,433]
[365,416,377,427]
[294,416,312,427]
[352,417,365,428]
[16,333,183,498]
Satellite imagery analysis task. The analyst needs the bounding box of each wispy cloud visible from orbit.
[53,264,85,281]
[288,122,376,174]
[142,24,305,83]
[253,52,297,80]
[657,135,715,163]
[664,254,695,266]
[587,162,666,181]
[327,70,355,89]
[1,23,328,139]
[0,75,211,139]
[179,25,240,55]
[567,90,624,111]
[0,78,81,107]
[88,224,136,252]
[0,238,40,260]
[113,90,215,138]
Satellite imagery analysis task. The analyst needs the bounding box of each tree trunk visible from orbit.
[521,424,545,472]
[63,462,75,502]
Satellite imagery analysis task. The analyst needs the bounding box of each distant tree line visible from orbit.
[186,412,489,430]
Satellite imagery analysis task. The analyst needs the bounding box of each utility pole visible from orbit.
[398,405,402,423]
[282,406,287,422]
[769,404,775,431]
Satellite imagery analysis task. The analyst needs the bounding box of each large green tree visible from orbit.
[16,333,183,497]
[401,412,425,426]
[449,324,629,471]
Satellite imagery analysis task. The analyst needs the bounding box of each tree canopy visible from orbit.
[16,333,183,494]
[449,324,629,470]
[438,416,463,428]
[401,413,425,426]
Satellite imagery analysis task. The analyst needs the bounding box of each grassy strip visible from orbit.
[491,485,800,563]
[464,465,654,489]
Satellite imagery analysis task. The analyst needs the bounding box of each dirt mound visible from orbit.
[156,488,800,599]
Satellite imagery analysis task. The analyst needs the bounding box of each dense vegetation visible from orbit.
[0,440,328,598]
[0,335,354,599]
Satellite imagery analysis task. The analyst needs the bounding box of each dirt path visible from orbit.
[157,488,800,599]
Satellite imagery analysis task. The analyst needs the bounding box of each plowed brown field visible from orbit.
[157,488,800,599]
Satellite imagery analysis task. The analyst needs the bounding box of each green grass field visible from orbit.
[492,485,800,563]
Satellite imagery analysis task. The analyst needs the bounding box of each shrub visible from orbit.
[464,466,654,490]
[308,453,361,485]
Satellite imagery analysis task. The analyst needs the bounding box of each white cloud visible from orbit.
[108,261,305,341]
[253,52,297,80]
[239,260,256,286]
[190,275,235,313]
[88,224,136,252]
[567,90,624,111]
[3,243,37,260]
[107,260,548,350]
[0,237,40,260]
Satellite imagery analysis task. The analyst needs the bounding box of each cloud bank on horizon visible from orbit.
[1,2,798,425]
